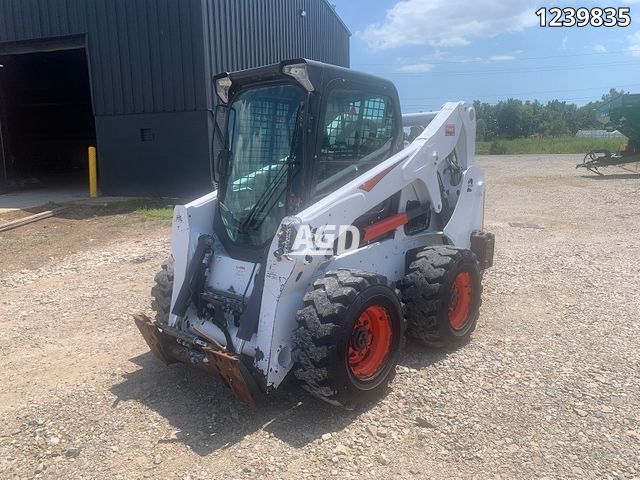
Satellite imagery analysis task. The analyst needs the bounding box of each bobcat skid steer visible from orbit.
[134,59,495,408]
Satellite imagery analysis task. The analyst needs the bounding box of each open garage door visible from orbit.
[0,47,96,193]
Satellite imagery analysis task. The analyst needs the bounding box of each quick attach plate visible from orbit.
[133,314,258,407]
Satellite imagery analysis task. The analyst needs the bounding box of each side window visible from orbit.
[316,88,396,195]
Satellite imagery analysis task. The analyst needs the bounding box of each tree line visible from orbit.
[407,88,627,141]
[473,88,625,141]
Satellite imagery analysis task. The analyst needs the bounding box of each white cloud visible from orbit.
[592,44,607,53]
[397,63,434,73]
[395,52,518,73]
[358,0,539,50]
[629,32,640,57]
[489,55,516,62]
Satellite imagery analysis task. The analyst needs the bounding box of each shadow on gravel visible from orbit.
[111,342,452,456]
[399,340,450,370]
[581,173,640,180]
[110,352,365,455]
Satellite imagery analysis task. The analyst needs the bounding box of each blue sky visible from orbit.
[330,0,640,113]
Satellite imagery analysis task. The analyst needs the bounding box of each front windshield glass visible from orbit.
[218,84,305,247]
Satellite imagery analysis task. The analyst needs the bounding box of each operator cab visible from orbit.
[212,59,404,260]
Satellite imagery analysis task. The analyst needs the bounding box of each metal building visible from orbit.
[0,0,350,196]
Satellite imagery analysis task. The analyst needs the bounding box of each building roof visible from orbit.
[575,130,626,137]
[320,0,352,36]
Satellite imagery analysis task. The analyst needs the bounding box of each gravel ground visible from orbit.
[0,154,639,479]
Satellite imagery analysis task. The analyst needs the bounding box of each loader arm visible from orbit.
[291,102,481,246]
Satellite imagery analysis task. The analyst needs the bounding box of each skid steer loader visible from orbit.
[134,59,495,408]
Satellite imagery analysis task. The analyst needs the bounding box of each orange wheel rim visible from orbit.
[448,271,473,331]
[348,305,393,381]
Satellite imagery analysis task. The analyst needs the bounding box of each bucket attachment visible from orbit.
[133,314,258,407]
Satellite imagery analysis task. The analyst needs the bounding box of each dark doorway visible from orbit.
[0,48,96,191]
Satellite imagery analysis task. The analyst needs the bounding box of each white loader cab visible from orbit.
[135,59,495,408]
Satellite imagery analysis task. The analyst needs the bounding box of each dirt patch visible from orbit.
[0,201,173,276]
[0,204,53,223]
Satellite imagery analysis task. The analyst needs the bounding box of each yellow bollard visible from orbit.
[88,146,98,198]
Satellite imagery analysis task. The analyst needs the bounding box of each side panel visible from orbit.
[443,166,485,248]
[169,191,217,327]
[95,111,212,197]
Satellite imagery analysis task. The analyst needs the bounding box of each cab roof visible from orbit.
[216,58,398,100]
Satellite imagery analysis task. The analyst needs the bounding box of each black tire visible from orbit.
[151,258,174,325]
[399,246,482,348]
[292,269,405,408]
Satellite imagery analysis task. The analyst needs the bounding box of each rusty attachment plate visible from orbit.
[133,314,258,407]
[202,348,258,407]
[133,313,180,365]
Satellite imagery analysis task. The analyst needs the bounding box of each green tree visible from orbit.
[476,118,488,141]
[549,118,570,137]
[602,88,627,102]
[496,99,524,139]
[472,88,628,139]
[575,102,600,131]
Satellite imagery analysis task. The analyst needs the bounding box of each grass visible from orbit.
[71,199,174,220]
[135,206,174,220]
[32,198,176,224]
[476,136,625,155]
[99,200,174,223]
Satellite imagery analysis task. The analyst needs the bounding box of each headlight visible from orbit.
[282,63,314,92]
[215,76,232,104]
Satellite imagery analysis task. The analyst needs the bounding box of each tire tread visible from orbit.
[292,269,403,407]
[152,258,174,325]
[400,246,482,347]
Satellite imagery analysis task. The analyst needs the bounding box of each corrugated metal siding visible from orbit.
[0,0,350,114]
[0,0,208,116]
[203,0,350,108]
[0,0,88,44]
[83,0,207,115]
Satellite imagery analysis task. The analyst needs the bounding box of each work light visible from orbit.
[215,76,232,104]
[282,63,314,92]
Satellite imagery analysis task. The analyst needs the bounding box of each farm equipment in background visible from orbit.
[578,94,640,175]
[134,59,494,408]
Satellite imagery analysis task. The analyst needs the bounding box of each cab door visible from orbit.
[310,83,401,200]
